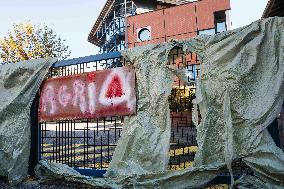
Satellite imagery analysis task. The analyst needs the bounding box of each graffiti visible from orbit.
[98,68,135,111]
[39,66,136,121]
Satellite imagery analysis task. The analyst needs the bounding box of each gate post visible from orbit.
[29,92,40,176]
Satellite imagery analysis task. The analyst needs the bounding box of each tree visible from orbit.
[169,87,195,112]
[0,22,71,63]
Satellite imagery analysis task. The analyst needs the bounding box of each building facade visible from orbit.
[88,0,231,53]
[127,0,230,48]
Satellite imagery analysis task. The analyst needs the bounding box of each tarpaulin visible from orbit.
[0,58,56,185]
[35,160,119,188]
[35,17,284,188]
[105,41,178,177]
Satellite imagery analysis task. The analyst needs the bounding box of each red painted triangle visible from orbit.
[105,75,123,99]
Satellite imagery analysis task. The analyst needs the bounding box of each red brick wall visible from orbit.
[196,0,230,30]
[171,112,192,128]
[127,9,166,47]
[127,0,230,48]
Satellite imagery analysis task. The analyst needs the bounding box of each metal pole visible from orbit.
[124,0,128,49]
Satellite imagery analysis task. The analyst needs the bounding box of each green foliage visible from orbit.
[0,22,71,63]
[169,87,195,112]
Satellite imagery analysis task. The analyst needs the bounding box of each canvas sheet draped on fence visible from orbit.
[0,58,56,185]
[35,17,284,188]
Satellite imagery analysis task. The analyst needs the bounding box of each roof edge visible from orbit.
[262,0,274,18]
[88,0,114,46]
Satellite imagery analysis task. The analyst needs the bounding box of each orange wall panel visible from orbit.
[133,37,166,48]
[127,10,165,45]
[196,0,230,30]
[196,1,214,30]
[127,0,230,47]
[164,3,197,37]
[166,32,197,41]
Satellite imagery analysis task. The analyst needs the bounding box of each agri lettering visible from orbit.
[41,68,135,115]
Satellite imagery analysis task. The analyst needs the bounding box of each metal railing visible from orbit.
[96,0,137,53]
[36,48,251,187]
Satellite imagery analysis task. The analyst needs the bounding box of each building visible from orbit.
[88,0,231,53]
[126,0,230,48]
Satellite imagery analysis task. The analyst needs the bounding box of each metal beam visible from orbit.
[52,51,121,68]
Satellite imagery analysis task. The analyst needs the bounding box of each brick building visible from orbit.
[88,0,231,53]
[126,0,230,48]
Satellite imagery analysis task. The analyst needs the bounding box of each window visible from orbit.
[215,11,227,33]
[217,22,226,33]
[137,27,151,42]
[198,28,215,35]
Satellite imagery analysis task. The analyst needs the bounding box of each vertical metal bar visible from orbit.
[131,1,134,15]
[114,118,117,141]
[55,124,58,163]
[107,130,110,163]
[73,120,76,167]
[64,120,67,164]
[83,121,86,168]
[176,139,179,170]
[52,141,55,162]
[58,121,61,163]
[67,120,70,166]
[93,122,96,169]
[60,66,63,76]
[39,123,42,161]
[124,0,128,49]
[69,121,74,166]
[86,120,89,168]
[95,61,98,71]
[103,117,106,132]
[76,64,79,74]
[100,136,103,169]
[43,122,46,155]
[61,121,63,163]
[96,119,99,136]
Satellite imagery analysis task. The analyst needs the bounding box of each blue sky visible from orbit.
[0,0,268,59]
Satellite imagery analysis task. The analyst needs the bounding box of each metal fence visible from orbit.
[36,47,251,186]
[38,51,124,176]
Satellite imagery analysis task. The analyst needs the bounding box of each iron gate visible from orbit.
[36,47,252,186]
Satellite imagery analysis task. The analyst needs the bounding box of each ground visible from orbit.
[0,176,229,189]
[0,177,93,189]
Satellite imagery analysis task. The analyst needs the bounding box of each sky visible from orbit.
[0,0,268,59]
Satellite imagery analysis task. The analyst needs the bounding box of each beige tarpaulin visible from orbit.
[35,17,284,188]
[0,58,56,185]
[103,17,284,188]
[35,160,119,188]
[105,40,177,177]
